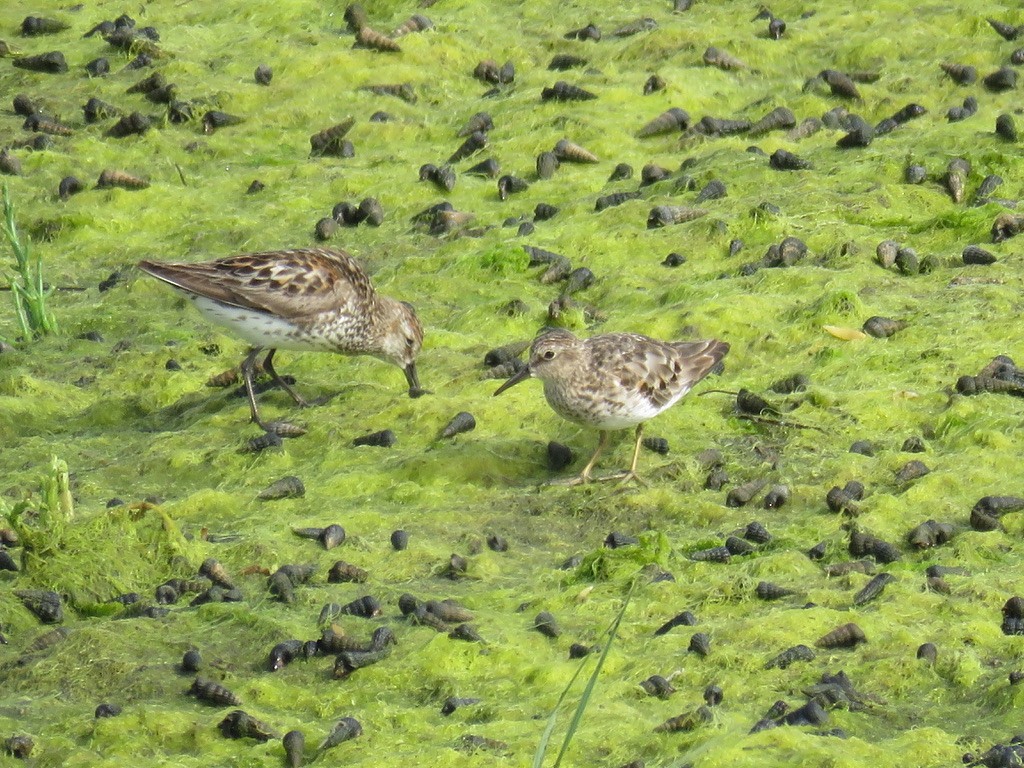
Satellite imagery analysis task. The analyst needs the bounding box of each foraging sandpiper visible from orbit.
[138,247,424,428]
[494,328,728,484]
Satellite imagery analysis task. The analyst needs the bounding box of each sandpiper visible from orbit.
[494,328,728,484]
[138,247,424,428]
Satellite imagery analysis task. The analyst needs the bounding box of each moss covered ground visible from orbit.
[1,0,1024,765]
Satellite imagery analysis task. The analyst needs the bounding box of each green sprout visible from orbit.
[2,182,58,341]
[533,578,637,768]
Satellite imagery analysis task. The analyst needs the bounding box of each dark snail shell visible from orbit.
[553,138,598,163]
[533,611,560,638]
[319,717,363,750]
[852,573,896,606]
[219,710,277,742]
[815,622,866,648]
[13,50,69,73]
[540,81,597,101]
[392,14,433,37]
[339,595,382,618]
[257,475,305,500]
[448,623,484,642]
[654,706,713,733]
[21,16,71,36]
[14,590,63,624]
[353,429,396,447]
[310,118,356,156]
[440,411,476,439]
[703,46,746,70]
[283,730,305,768]
[354,26,401,52]
[765,644,815,670]
[96,169,149,190]
[640,674,676,698]
[188,676,241,706]
[689,632,711,656]
[755,581,796,600]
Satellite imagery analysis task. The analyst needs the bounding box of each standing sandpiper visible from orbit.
[138,247,424,428]
[494,328,728,484]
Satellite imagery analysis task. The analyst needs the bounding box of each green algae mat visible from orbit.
[2,0,1024,765]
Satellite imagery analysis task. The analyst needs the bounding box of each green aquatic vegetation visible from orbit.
[575,531,672,582]
[3,456,74,569]
[1,183,58,342]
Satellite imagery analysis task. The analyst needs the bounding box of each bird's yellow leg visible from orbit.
[594,424,647,485]
[579,430,610,483]
[628,423,644,475]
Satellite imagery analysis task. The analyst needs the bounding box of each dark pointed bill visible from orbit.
[405,362,430,398]
[493,365,532,396]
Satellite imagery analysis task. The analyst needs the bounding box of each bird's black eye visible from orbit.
[406,337,415,348]
[543,350,555,360]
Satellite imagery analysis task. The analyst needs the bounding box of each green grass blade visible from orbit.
[532,651,592,768]
[11,282,30,339]
[1,182,57,338]
[533,578,638,768]
[33,246,43,325]
[551,578,636,767]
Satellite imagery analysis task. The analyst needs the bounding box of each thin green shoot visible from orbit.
[533,577,637,768]
[532,640,593,768]
[1,182,58,340]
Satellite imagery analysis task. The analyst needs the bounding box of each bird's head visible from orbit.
[379,298,425,396]
[494,328,580,395]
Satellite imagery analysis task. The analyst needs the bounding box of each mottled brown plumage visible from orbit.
[138,247,424,428]
[495,328,728,484]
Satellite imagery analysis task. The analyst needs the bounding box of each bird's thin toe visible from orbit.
[544,474,588,487]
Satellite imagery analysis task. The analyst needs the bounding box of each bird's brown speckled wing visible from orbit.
[591,334,729,409]
[138,248,375,320]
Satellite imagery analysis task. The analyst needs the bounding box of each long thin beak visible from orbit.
[405,362,428,398]
[493,364,532,396]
